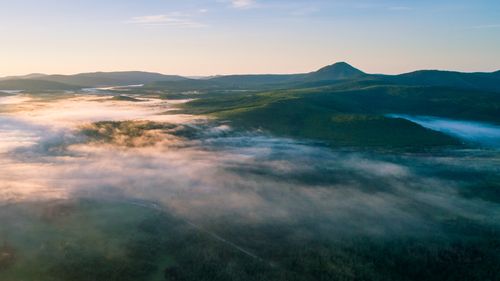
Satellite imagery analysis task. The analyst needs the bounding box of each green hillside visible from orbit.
[185,88,488,147]
[182,78,500,148]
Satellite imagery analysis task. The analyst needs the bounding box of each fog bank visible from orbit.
[389,114,500,148]
[0,95,498,238]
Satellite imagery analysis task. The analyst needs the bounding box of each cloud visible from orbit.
[225,0,257,9]
[128,13,205,28]
[356,3,412,11]
[470,24,500,29]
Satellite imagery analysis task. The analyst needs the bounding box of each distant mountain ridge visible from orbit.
[375,69,500,92]
[0,79,80,91]
[0,71,187,90]
[1,63,499,92]
[148,62,500,92]
[38,71,187,87]
[0,73,48,81]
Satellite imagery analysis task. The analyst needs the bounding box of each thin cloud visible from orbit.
[356,4,412,11]
[470,24,500,29]
[128,13,205,28]
[229,0,257,9]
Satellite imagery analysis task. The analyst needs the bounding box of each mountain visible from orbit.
[147,62,368,90]
[377,70,500,92]
[2,62,499,92]
[209,74,305,86]
[147,75,302,91]
[0,71,188,89]
[0,79,79,91]
[206,62,367,86]
[38,71,188,87]
[304,62,367,82]
[179,63,500,148]
[0,73,48,81]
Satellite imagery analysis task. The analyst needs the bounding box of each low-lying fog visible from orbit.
[1,94,499,235]
[389,114,500,148]
[1,93,500,280]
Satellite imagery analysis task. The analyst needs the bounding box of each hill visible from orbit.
[146,62,500,92]
[1,63,499,140]
[209,73,304,86]
[303,62,367,82]
[182,83,500,147]
[0,71,189,89]
[38,71,188,87]
[0,79,79,91]
[146,62,368,91]
[0,73,47,81]
[377,70,500,92]
[3,62,499,92]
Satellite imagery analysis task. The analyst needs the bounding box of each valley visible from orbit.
[0,63,499,280]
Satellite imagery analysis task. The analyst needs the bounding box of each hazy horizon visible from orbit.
[2,61,499,78]
[1,0,499,77]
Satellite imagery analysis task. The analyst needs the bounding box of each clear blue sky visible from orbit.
[0,0,499,76]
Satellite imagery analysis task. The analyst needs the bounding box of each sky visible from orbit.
[0,0,499,76]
